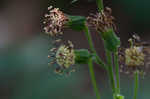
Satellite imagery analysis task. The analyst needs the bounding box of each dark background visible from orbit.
[0,0,150,99]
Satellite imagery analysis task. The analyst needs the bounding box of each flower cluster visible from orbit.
[87,7,120,52]
[87,7,115,33]
[42,6,78,75]
[55,41,75,68]
[125,46,145,66]
[119,35,150,75]
[48,41,76,75]
[43,6,69,36]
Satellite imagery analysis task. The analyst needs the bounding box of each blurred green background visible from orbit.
[0,0,150,99]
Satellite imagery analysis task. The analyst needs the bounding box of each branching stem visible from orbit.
[88,59,101,99]
[83,25,107,70]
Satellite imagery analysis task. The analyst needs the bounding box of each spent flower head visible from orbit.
[48,41,76,75]
[43,6,69,36]
[87,7,116,33]
[119,34,150,76]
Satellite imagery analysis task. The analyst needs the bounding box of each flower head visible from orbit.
[119,34,150,76]
[43,6,69,36]
[55,41,75,68]
[87,7,115,33]
[48,41,76,75]
[125,46,145,66]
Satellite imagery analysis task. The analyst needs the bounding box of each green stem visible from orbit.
[133,71,139,99]
[88,58,101,99]
[96,0,104,11]
[114,52,120,94]
[106,50,116,94]
[83,25,107,69]
[84,24,96,53]
[95,54,107,70]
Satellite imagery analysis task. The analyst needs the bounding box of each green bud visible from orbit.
[99,29,120,52]
[75,49,91,64]
[67,15,86,31]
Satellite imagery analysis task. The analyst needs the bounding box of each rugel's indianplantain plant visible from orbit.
[42,0,150,99]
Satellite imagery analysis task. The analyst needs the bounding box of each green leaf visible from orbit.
[75,49,91,64]
[67,15,86,31]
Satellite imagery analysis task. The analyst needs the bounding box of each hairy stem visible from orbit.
[133,71,139,99]
[88,59,101,99]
